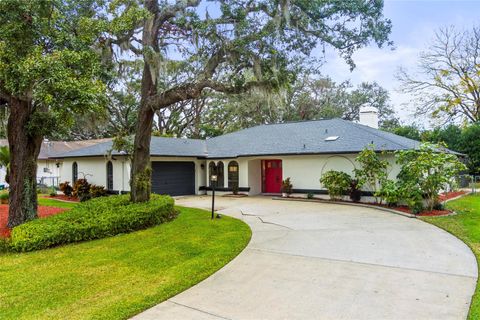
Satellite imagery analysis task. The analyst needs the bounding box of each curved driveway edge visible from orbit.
[133,196,477,320]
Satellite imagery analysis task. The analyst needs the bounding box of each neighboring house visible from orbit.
[0,139,111,187]
[52,108,438,197]
[36,139,111,186]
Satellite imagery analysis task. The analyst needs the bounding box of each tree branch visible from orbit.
[146,79,273,111]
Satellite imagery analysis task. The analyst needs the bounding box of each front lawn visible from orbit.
[0,206,251,320]
[421,194,480,320]
[37,197,79,209]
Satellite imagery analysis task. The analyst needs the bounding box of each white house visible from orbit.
[0,139,111,187]
[50,109,439,197]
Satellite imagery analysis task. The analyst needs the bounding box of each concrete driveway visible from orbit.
[133,196,477,320]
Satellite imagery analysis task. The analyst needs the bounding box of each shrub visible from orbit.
[281,177,293,195]
[320,170,352,200]
[354,144,389,203]
[73,179,91,201]
[396,142,466,211]
[89,185,107,198]
[376,179,400,207]
[0,191,9,201]
[433,201,445,211]
[49,187,57,197]
[307,192,314,199]
[37,184,50,194]
[59,181,73,197]
[0,238,8,253]
[9,195,176,252]
[397,181,424,214]
[349,179,362,202]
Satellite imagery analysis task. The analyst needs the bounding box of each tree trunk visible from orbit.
[7,98,42,228]
[130,58,156,202]
[130,103,154,202]
[129,0,158,203]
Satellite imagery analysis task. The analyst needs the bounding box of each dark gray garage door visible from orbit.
[151,161,195,196]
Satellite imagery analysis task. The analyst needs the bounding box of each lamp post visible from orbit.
[211,174,217,219]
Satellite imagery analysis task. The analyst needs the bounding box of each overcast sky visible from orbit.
[320,0,479,127]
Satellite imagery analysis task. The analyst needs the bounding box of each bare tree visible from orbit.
[398,26,480,123]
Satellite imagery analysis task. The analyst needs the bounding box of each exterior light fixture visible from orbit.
[211,174,217,219]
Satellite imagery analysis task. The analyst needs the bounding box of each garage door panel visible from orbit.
[151,162,195,196]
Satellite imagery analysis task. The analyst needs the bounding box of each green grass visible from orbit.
[0,206,251,320]
[421,194,480,319]
[37,197,78,209]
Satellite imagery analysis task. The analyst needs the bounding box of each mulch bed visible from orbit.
[46,195,79,202]
[0,205,67,238]
[438,190,467,202]
[285,190,468,217]
[391,205,451,217]
[222,194,248,198]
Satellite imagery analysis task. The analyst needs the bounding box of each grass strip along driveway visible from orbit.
[421,194,480,320]
[0,205,251,320]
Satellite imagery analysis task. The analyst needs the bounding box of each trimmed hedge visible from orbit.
[9,195,176,252]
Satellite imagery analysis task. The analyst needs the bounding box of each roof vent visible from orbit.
[325,136,339,141]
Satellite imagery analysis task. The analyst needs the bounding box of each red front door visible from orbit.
[264,160,282,193]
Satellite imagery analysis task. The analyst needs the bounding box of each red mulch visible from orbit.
[416,209,452,217]
[438,190,467,202]
[289,190,468,217]
[46,195,79,202]
[0,205,67,238]
[389,205,451,217]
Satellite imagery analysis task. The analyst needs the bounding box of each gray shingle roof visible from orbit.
[205,118,421,158]
[54,119,457,159]
[56,137,207,158]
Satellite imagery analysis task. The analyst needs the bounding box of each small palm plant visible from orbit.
[0,145,10,184]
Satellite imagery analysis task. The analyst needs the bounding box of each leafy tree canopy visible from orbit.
[0,0,108,227]
[0,0,107,135]
[103,0,393,202]
[151,75,397,139]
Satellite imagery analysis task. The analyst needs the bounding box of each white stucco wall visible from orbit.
[60,156,130,192]
[247,159,262,195]
[58,152,402,197]
[282,153,399,191]
[207,153,401,196]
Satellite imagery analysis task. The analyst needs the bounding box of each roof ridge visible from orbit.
[260,118,335,126]
[151,136,205,142]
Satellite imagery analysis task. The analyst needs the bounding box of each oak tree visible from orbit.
[107,0,392,202]
[0,0,106,226]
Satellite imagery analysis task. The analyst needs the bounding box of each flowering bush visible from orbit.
[320,170,352,200]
